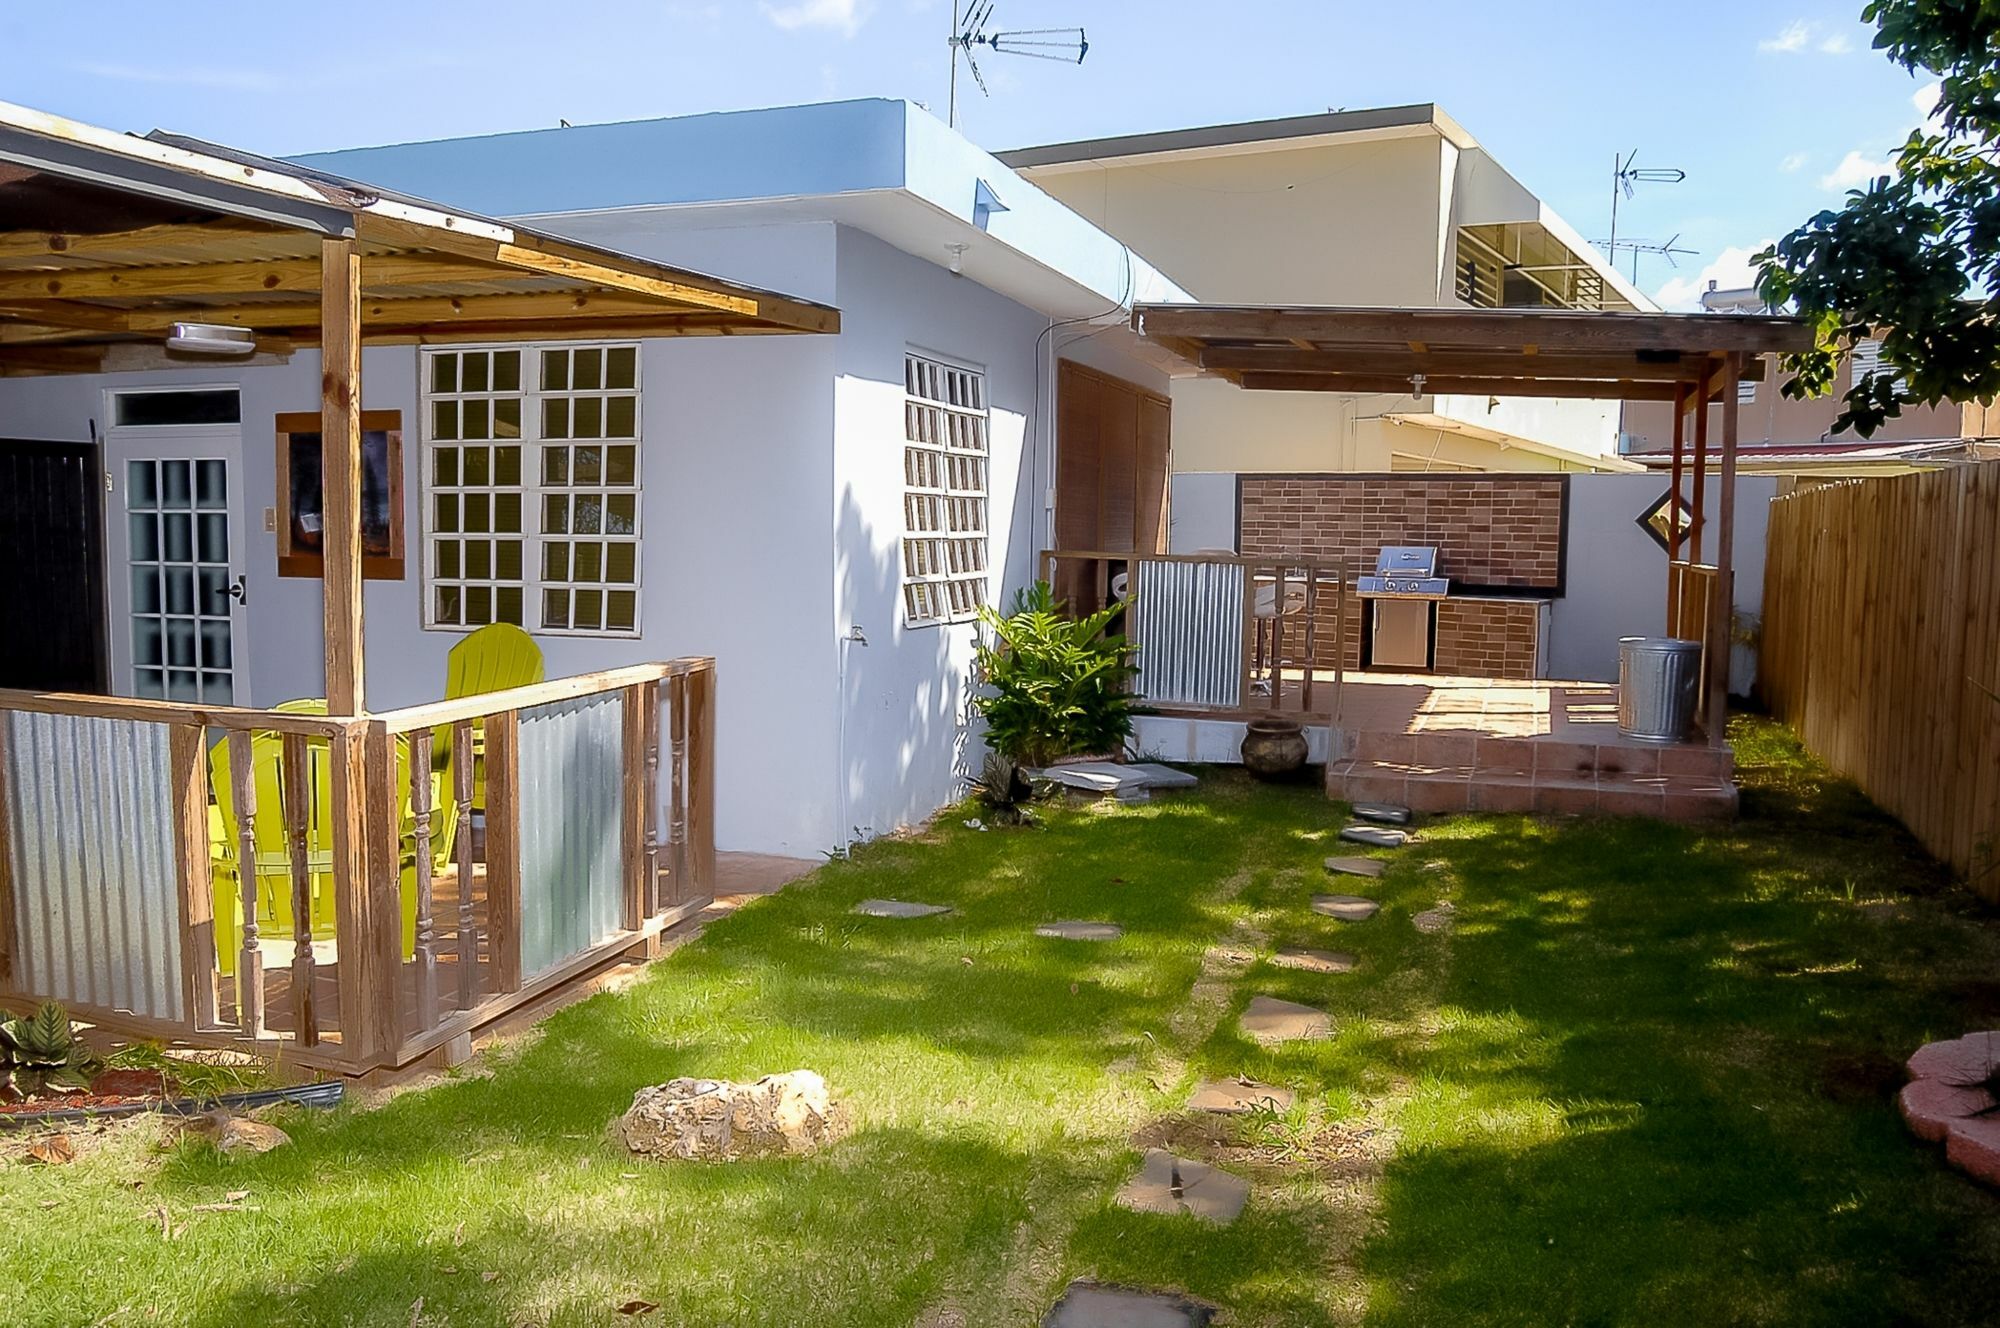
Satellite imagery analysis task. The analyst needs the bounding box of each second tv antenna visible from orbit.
[948,2,1088,128]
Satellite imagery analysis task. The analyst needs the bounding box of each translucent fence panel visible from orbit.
[514,692,625,980]
[1133,559,1246,708]
[2,709,184,1022]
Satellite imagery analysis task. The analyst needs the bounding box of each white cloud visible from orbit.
[1818,31,1854,54]
[1820,149,1895,190]
[1653,243,1773,312]
[1779,151,1808,173]
[1759,20,1812,52]
[1913,79,1947,133]
[761,0,870,36]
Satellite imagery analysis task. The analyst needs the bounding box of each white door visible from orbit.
[105,428,251,705]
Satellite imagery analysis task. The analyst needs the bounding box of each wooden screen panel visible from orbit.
[1053,362,1172,608]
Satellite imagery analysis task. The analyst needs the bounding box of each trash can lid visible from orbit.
[1618,636,1702,652]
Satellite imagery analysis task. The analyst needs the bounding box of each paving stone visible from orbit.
[1908,1031,2000,1087]
[1125,762,1200,790]
[1411,902,1456,935]
[1240,995,1331,1043]
[1188,1077,1296,1115]
[1339,824,1410,849]
[1114,1148,1251,1224]
[1352,801,1413,826]
[1036,920,1124,941]
[1312,894,1381,922]
[1032,762,1151,795]
[1324,856,1385,879]
[1043,1281,1215,1328]
[1270,947,1357,974]
[851,899,951,919]
[1945,1115,2000,1188]
[1900,1077,1997,1143]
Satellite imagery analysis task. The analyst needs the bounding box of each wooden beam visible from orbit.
[95,289,731,332]
[1233,371,1688,401]
[321,237,365,716]
[1668,381,1687,624]
[0,252,611,302]
[1709,350,1743,748]
[1137,305,1817,355]
[0,345,105,375]
[0,219,284,263]
[1200,345,1767,383]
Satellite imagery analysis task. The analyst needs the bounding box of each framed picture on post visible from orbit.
[275,409,405,579]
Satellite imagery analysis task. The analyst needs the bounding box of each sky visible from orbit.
[0,1,1941,310]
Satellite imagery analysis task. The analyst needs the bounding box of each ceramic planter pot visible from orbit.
[1241,714,1308,780]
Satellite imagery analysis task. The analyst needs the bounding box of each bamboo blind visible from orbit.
[1761,464,2000,896]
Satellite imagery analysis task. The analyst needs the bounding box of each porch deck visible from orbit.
[1326,671,1736,822]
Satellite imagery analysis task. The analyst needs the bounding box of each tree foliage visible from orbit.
[1756,0,2000,436]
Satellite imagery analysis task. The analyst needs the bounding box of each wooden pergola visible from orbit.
[1131,302,1818,744]
[0,100,838,716]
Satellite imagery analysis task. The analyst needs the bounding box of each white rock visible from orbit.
[618,1071,837,1161]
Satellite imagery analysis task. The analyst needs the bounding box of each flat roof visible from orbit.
[996,103,1459,171]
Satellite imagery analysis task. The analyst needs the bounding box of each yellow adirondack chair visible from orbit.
[436,623,544,808]
[210,701,458,978]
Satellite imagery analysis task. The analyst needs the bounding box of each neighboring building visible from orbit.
[999,103,1649,517]
[0,98,1188,859]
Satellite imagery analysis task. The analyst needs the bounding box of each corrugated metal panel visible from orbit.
[515,692,626,980]
[2,710,184,1022]
[1134,560,1246,708]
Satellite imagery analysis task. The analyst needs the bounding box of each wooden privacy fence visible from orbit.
[1762,465,2000,895]
[0,658,716,1073]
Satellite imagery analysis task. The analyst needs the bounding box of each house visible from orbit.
[0,98,1189,867]
[999,104,1650,509]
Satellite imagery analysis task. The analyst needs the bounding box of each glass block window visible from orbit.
[902,351,989,626]
[422,344,640,636]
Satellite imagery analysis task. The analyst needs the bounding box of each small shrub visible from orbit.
[0,1002,101,1099]
[971,582,1138,767]
[970,752,1036,826]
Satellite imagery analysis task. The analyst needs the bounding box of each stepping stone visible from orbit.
[1339,824,1409,849]
[1412,902,1456,934]
[1312,894,1381,922]
[1946,1116,2000,1188]
[1044,1281,1215,1327]
[851,899,951,919]
[1036,920,1123,941]
[1900,1078,1996,1143]
[1240,995,1331,1043]
[1908,1031,2000,1087]
[1270,947,1357,974]
[1114,1148,1251,1224]
[1324,856,1385,879]
[1031,762,1151,795]
[1125,762,1200,790]
[1189,1077,1295,1115]
[1353,801,1413,826]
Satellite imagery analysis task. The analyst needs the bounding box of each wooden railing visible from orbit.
[0,658,716,1073]
[1038,550,1348,719]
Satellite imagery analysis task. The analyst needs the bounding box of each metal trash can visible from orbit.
[1617,637,1702,743]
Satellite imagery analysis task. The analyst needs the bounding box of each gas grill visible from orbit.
[1355,546,1450,600]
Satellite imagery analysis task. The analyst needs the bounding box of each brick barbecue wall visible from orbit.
[1238,474,1566,590]
[1433,600,1540,677]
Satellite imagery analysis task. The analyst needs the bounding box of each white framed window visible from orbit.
[422,343,642,636]
[901,350,989,626]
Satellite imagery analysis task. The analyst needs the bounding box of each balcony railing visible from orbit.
[0,659,715,1074]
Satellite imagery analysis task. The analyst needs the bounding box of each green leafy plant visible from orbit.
[970,582,1138,767]
[0,1002,102,1099]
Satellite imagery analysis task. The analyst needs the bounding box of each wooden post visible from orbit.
[168,724,219,1031]
[452,719,478,1008]
[0,714,15,993]
[1301,566,1318,713]
[1690,361,1710,566]
[620,684,648,930]
[228,731,264,1036]
[1668,381,1688,629]
[321,236,365,716]
[484,710,523,993]
[1708,351,1743,748]
[328,721,377,1064]
[409,728,439,1031]
[278,733,318,1045]
[685,664,717,903]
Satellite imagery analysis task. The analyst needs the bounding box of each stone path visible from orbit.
[851,899,951,919]
[1352,801,1413,826]
[1189,1077,1296,1114]
[1035,920,1123,941]
[1324,856,1385,878]
[1029,761,1199,802]
[1044,1281,1215,1327]
[1271,947,1357,974]
[1312,894,1381,922]
[1339,824,1410,849]
[1241,994,1332,1043]
[1115,1148,1252,1223]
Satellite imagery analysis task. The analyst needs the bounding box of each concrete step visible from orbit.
[1328,754,1736,823]
[1349,730,1734,784]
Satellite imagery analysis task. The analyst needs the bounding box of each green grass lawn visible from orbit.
[7,716,2000,1326]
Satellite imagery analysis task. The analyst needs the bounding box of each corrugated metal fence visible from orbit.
[514,691,627,981]
[1133,559,1246,709]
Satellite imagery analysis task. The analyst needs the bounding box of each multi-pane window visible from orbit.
[126,457,235,702]
[423,343,641,636]
[902,352,989,626]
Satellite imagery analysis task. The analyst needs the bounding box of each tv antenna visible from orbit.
[1589,233,1698,283]
[947,2,1089,129]
[1605,150,1686,272]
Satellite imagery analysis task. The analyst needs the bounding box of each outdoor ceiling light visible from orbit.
[165,322,257,357]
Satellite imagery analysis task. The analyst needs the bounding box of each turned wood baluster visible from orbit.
[668,674,689,907]
[642,681,662,915]
[409,729,439,1030]
[279,733,318,1045]
[227,731,264,1036]
[453,720,479,1009]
